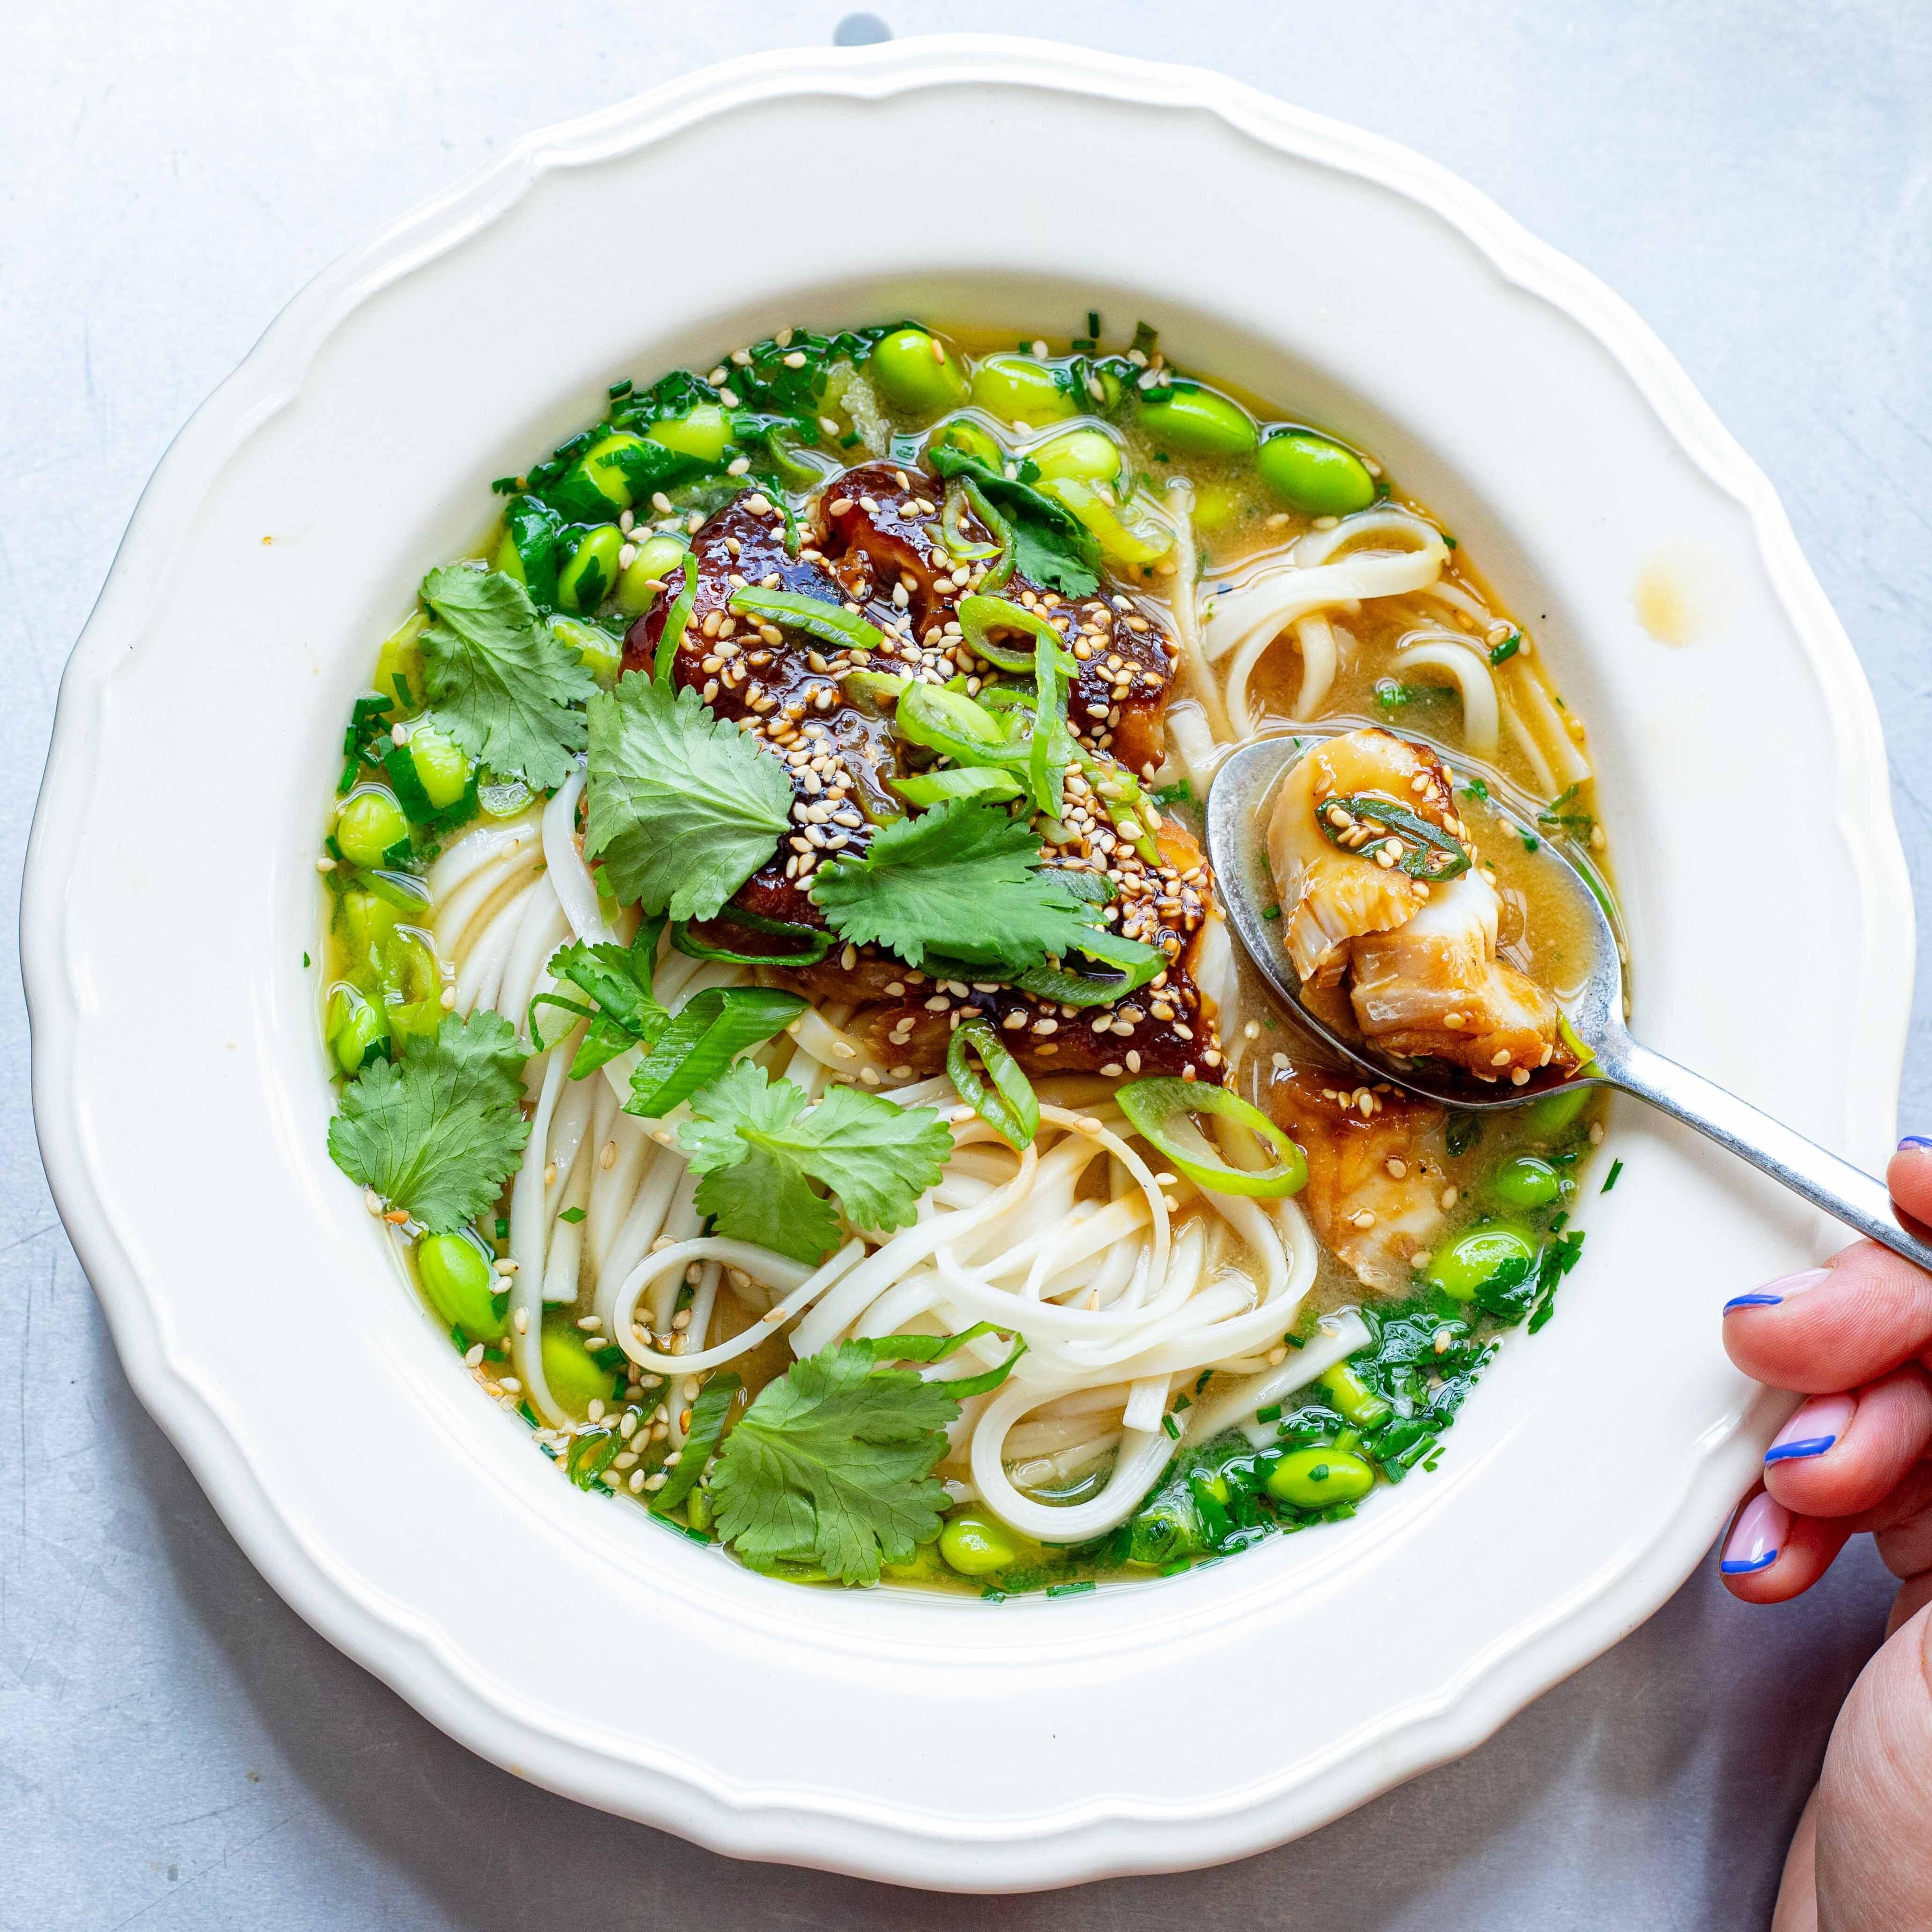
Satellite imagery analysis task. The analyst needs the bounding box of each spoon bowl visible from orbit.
[1204,729,1932,1267]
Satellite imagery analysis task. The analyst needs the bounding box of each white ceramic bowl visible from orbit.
[25,37,1911,1892]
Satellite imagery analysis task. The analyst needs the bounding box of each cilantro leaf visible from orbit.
[327,1011,530,1233]
[810,799,1128,972]
[929,446,1101,597]
[584,673,793,920]
[418,566,597,790]
[678,1063,952,1263]
[708,1340,957,1582]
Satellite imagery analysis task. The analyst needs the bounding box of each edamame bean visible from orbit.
[1426,1223,1537,1302]
[938,1509,1018,1576]
[417,1233,507,1338]
[575,431,652,512]
[1527,1083,1592,1136]
[614,534,688,617]
[1256,429,1378,516]
[930,416,1003,468]
[550,615,621,685]
[647,404,733,464]
[969,353,1077,428]
[1191,482,1246,533]
[407,723,470,811]
[1138,382,1257,457]
[1314,1360,1392,1429]
[1029,428,1122,484]
[1491,1155,1563,1210]
[326,986,388,1074]
[869,327,969,414]
[1263,1445,1377,1510]
[557,525,622,613]
[541,1320,615,1415]
[335,790,409,867]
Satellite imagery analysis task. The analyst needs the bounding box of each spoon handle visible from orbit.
[1605,1040,1932,1273]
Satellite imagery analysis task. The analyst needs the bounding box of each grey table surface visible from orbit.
[5,3,1929,1926]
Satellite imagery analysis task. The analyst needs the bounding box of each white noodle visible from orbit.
[1391,631,1501,756]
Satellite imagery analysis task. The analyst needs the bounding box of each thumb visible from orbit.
[1814,1602,1932,1928]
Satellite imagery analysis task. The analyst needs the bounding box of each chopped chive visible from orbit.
[1488,634,1521,666]
[1046,1580,1096,1598]
[1161,1413,1181,1439]
[1519,830,1540,853]
[301,952,311,968]
[496,1218,510,1240]
[1262,904,1281,921]
[1087,309,1101,337]
[557,1205,587,1224]
[1283,1332,1305,1349]
[1255,1402,1283,1423]
[1601,1159,1625,1194]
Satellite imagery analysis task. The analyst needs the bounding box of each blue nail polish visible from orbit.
[1900,1136,1932,1150]
[1764,1434,1837,1465]
[1723,1292,1783,1312]
[1720,1549,1780,1576]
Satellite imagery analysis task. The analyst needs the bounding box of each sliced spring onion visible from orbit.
[1556,1009,1600,1076]
[866,1321,1028,1398]
[652,1372,742,1513]
[964,478,1015,592]
[842,668,910,709]
[894,681,1032,776]
[654,553,699,688]
[947,1018,1040,1151]
[728,587,888,657]
[891,767,1026,808]
[940,479,1002,561]
[1115,1078,1309,1198]
[1316,792,1470,881]
[625,986,809,1119]
[1076,750,1159,863]
[668,916,835,967]
[956,593,1069,676]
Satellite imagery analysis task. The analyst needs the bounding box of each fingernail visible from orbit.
[1723,1267,1832,1314]
[1720,1492,1788,1576]
[1901,1137,1932,1151]
[1764,1392,1855,1466]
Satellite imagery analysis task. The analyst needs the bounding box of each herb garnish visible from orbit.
[929,446,1101,597]
[418,567,596,791]
[326,1010,530,1233]
[584,673,793,920]
[1536,783,1596,842]
[1316,794,1471,880]
[678,1063,953,1263]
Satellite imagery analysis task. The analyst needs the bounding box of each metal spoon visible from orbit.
[1204,732,1932,1271]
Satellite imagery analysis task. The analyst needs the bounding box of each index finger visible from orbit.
[1720,1145,1932,1393]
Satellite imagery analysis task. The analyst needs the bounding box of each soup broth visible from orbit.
[316,316,1612,1596]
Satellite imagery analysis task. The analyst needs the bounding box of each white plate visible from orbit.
[25,37,1910,1892]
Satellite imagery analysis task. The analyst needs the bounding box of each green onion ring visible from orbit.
[1115,1078,1309,1198]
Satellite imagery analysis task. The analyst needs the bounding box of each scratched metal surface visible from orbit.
[4,4,1927,1926]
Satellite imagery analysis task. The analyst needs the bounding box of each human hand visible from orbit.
[1719,1142,1932,1931]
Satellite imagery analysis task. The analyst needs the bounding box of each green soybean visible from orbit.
[1427,1223,1537,1302]
[969,353,1077,428]
[1139,383,1257,457]
[1264,1445,1376,1509]
[1314,1360,1392,1429]
[1491,1155,1563,1210]
[326,986,389,1074]
[614,534,688,618]
[557,525,622,613]
[938,1509,1019,1576]
[574,431,652,512]
[551,614,621,685]
[417,1233,506,1338]
[647,404,733,464]
[1030,428,1122,484]
[542,1319,615,1415]
[335,790,409,867]
[1527,1082,1593,1136]
[407,724,470,811]
[930,416,1003,468]
[869,327,969,414]
[1256,429,1378,516]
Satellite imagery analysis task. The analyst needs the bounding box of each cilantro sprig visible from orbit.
[677,1063,952,1263]
[327,1011,530,1233]
[808,799,1160,978]
[418,567,597,791]
[584,673,793,921]
[707,1341,957,1582]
